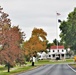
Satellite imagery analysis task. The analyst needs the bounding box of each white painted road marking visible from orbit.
[67,64,76,73]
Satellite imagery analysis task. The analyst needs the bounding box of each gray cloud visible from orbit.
[0,0,76,42]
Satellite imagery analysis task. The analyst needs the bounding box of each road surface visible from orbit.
[17,64,76,75]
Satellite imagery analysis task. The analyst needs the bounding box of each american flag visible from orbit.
[56,13,61,16]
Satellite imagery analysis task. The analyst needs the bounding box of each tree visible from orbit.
[74,56,76,62]
[0,6,25,66]
[59,7,76,51]
[53,39,60,45]
[46,40,55,51]
[32,28,47,40]
[23,28,47,60]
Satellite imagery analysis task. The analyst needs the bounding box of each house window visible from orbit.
[62,50,64,52]
[52,54,55,57]
[53,50,54,52]
[62,54,64,57]
[49,55,51,57]
[58,50,59,52]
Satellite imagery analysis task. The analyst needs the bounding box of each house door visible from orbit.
[62,54,64,59]
[58,54,60,60]
[56,54,60,60]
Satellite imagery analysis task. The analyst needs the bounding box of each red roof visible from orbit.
[51,46,64,49]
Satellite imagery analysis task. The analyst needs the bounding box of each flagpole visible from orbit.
[56,12,58,50]
[56,12,61,50]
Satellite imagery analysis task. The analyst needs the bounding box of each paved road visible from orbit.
[17,64,76,75]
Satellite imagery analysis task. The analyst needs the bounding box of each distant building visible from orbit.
[47,46,66,59]
[37,46,66,60]
[37,52,47,60]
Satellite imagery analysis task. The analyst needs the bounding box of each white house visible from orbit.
[47,46,66,60]
[37,46,66,60]
[37,52,47,60]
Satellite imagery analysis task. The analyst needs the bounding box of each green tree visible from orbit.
[53,39,60,45]
[60,7,76,51]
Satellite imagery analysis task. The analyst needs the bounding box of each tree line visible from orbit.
[0,6,76,67]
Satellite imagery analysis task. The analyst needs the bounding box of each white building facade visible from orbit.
[47,46,66,59]
[37,52,47,60]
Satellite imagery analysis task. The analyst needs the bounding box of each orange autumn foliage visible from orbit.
[23,28,47,57]
[74,56,76,62]
[0,6,25,66]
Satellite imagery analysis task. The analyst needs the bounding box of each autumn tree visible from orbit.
[0,6,25,66]
[74,56,76,62]
[23,28,47,60]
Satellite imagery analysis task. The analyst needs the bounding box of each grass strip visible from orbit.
[0,65,38,75]
[0,59,74,75]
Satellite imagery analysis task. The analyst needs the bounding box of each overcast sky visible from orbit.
[0,0,76,42]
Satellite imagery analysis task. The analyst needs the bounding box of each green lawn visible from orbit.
[35,59,74,65]
[0,59,75,75]
[0,65,38,75]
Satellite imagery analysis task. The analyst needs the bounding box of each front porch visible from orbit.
[48,53,66,60]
